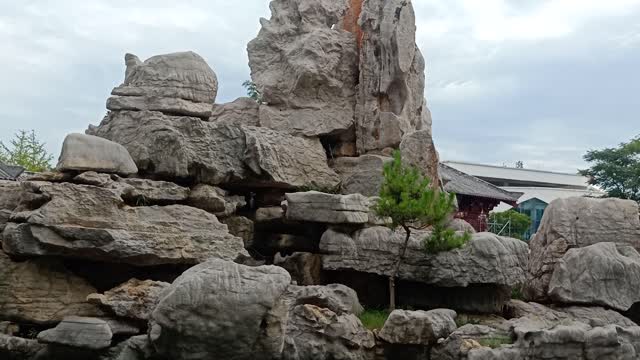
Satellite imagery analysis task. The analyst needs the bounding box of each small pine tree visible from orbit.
[374,150,470,310]
[0,130,53,172]
[242,80,262,103]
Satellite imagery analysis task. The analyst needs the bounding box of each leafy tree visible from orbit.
[489,209,532,240]
[374,151,470,310]
[242,80,262,102]
[0,130,53,172]
[579,136,640,202]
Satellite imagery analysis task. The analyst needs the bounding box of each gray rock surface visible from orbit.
[248,0,358,138]
[285,191,370,224]
[88,111,339,189]
[400,129,440,184]
[37,316,112,350]
[221,216,255,247]
[321,228,528,287]
[243,126,340,189]
[210,97,260,126]
[331,155,391,196]
[99,335,152,360]
[108,52,217,118]
[2,181,247,266]
[56,133,138,175]
[149,259,291,360]
[355,0,430,153]
[87,279,170,321]
[87,110,248,185]
[0,181,22,233]
[525,197,640,302]
[548,242,640,311]
[286,284,364,316]
[274,252,323,286]
[73,171,113,187]
[379,309,457,345]
[0,334,45,360]
[112,177,190,204]
[504,300,637,328]
[0,251,101,324]
[187,184,244,217]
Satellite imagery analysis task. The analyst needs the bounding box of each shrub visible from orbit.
[358,309,390,330]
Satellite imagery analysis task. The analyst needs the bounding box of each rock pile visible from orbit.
[1,0,640,359]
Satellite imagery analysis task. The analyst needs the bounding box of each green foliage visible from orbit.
[478,336,513,349]
[358,309,390,330]
[242,80,262,102]
[511,286,524,300]
[0,130,53,172]
[375,151,455,229]
[579,136,640,202]
[489,210,532,240]
[455,314,482,328]
[424,223,472,254]
[298,183,341,194]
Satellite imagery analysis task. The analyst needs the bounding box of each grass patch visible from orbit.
[358,309,390,330]
[478,336,513,349]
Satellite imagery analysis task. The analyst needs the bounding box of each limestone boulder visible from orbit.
[525,197,640,302]
[99,335,152,360]
[243,126,340,189]
[548,242,640,311]
[355,0,430,153]
[73,171,113,187]
[285,191,370,224]
[2,181,247,266]
[0,334,45,360]
[274,252,323,286]
[37,317,112,350]
[87,279,170,321]
[56,133,138,175]
[149,259,291,360]
[108,52,217,118]
[87,110,248,185]
[248,0,358,138]
[321,228,528,288]
[210,97,260,126]
[221,216,255,247]
[286,284,364,316]
[331,155,391,196]
[400,129,440,184]
[87,111,339,189]
[0,251,101,324]
[0,181,22,233]
[112,177,190,204]
[504,300,637,328]
[187,184,245,217]
[379,309,457,345]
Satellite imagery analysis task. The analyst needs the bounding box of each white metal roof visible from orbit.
[491,186,606,212]
[443,161,589,188]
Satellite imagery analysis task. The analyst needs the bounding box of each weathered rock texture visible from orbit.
[108,52,218,118]
[525,197,640,302]
[285,191,370,224]
[355,0,431,153]
[400,130,440,185]
[210,97,260,126]
[248,0,358,138]
[2,181,247,265]
[87,279,170,321]
[0,251,101,324]
[88,111,338,188]
[149,259,292,360]
[0,181,22,233]
[37,316,113,350]
[56,133,138,175]
[548,242,640,311]
[274,252,323,286]
[331,154,391,196]
[379,309,457,345]
[0,334,45,360]
[321,228,528,287]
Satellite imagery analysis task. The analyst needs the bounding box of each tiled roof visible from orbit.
[440,163,521,203]
[0,163,25,181]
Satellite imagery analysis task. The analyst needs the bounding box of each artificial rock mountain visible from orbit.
[1,1,639,359]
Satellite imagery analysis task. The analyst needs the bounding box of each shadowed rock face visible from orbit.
[108,51,218,118]
[2,181,248,266]
[524,197,640,302]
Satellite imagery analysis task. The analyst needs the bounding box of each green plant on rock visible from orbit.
[374,150,470,310]
[242,80,262,103]
[0,129,53,172]
[478,336,513,349]
[358,309,390,330]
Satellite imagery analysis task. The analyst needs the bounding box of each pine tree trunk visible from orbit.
[389,226,411,310]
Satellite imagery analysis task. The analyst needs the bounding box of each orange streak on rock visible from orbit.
[343,0,364,49]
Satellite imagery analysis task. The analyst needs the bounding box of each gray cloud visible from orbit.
[1,0,638,173]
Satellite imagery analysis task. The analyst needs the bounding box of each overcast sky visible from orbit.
[1,0,639,173]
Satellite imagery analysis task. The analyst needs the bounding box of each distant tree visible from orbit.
[374,151,470,310]
[0,130,53,172]
[242,80,262,102]
[489,210,532,240]
[515,161,524,169]
[579,136,640,202]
